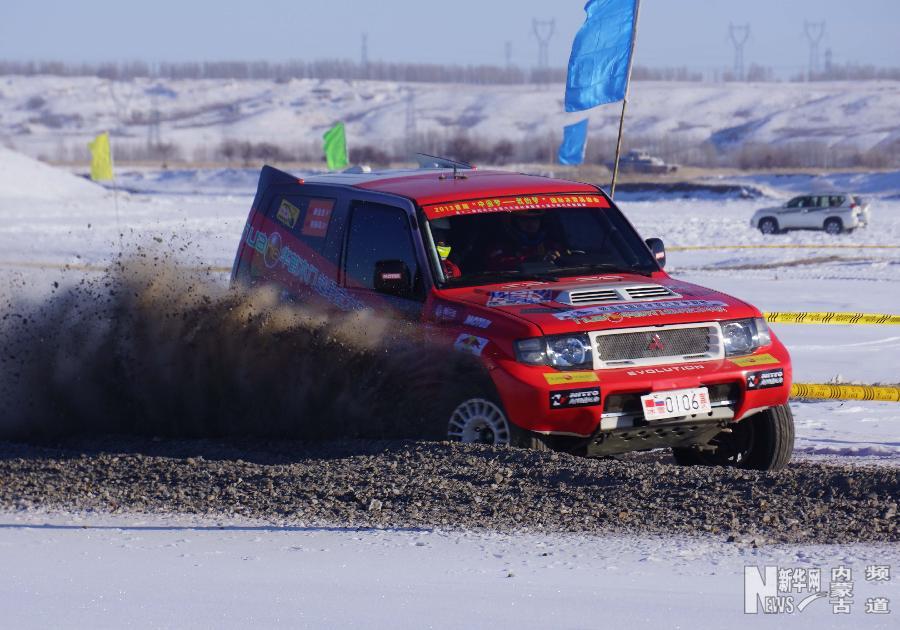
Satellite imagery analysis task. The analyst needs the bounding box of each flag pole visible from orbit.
[610,0,641,200]
[111,137,122,254]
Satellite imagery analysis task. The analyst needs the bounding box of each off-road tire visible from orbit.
[672,404,795,471]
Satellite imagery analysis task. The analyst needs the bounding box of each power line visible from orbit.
[361,32,369,70]
[532,19,555,69]
[804,21,826,80]
[728,23,750,81]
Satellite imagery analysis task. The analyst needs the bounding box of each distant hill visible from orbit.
[1,76,898,168]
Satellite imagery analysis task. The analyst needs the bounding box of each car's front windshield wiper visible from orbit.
[544,262,652,277]
[445,269,561,285]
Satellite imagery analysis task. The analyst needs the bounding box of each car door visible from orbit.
[795,195,820,228]
[778,197,805,229]
[780,196,806,228]
[341,200,428,320]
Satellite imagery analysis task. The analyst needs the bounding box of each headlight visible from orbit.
[722,318,771,357]
[515,334,593,369]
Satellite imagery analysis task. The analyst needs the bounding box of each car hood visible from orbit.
[439,273,759,335]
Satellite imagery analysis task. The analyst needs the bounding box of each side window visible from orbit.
[244,193,346,300]
[829,195,845,207]
[270,196,338,259]
[786,197,803,208]
[344,202,424,300]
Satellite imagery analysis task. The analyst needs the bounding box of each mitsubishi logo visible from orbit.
[647,333,665,352]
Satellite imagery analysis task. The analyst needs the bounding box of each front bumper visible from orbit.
[489,341,792,440]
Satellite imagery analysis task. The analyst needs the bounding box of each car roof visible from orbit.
[303,168,600,206]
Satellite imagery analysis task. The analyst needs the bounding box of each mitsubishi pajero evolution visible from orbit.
[232,162,795,471]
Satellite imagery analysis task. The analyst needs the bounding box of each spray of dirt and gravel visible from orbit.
[0,254,482,441]
[0,253,897,544]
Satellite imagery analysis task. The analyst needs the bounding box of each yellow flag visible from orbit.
[88,132,114,181]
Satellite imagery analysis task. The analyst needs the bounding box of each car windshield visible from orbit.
[426,205,659,287]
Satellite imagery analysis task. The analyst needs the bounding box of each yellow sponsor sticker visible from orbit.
[730,353,780,367]
[543,371,599,385]
[276,199,302,229]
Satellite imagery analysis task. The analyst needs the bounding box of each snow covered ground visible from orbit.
[0,149,897,629]
[0,147,897,462]
[2,76,899,161]
[1,510,897,629]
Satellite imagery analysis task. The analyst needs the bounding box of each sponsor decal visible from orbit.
[244,225,363,311]
[276,199,302,229]
[424,193,610,218]
[626,365,706,376]
[731,353,779,368]
[434,304,459,322]
[543,371,599,385]
[263,230,282,268]
[554,299,728,324]
[463,314,492,329]
[747,368,785,390]
[549,387,601,409]
[301,198,334,238]
[454,334,489,356]
[487,289,555,307]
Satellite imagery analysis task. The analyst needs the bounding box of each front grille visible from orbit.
[591,323,722,368]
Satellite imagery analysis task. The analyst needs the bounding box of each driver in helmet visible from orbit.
[430,218,462,279]
[486,210,564,270]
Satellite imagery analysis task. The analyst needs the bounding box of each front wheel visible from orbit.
[672,404,794,471]
[444,396,554,450]
[758,217,779,235]
[446,398,512,445]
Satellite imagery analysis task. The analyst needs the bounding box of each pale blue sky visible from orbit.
[2,0,898,73]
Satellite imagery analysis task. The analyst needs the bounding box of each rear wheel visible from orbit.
[758,217,779,235]
[824,218,844,235]
[672,404,794,471]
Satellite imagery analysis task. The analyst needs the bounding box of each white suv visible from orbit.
[750,194,870,235]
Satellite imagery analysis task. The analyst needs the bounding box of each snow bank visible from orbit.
[0,145,104,200]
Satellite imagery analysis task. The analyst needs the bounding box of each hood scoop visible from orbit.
[556,283,680,306]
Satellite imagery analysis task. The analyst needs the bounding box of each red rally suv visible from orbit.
[232,159,795,471]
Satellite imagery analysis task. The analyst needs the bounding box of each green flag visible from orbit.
[323,122,349,171]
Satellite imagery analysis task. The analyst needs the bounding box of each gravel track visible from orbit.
[1,439,896,545]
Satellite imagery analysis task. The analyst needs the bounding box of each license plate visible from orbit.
[640,387,711,421]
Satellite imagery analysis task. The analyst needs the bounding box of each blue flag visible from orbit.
[565,0,639,112]
[558,119,589,165]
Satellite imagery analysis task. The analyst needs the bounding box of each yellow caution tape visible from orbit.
[668,244,900,251]
[764,312,900,325]
[791,383,900,402]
